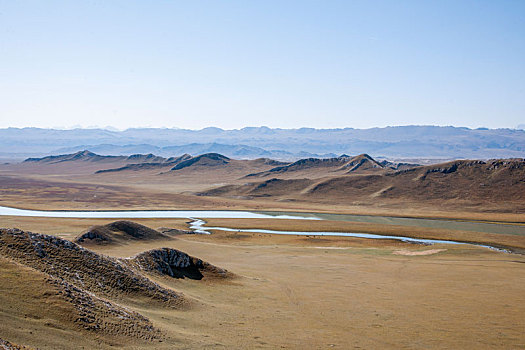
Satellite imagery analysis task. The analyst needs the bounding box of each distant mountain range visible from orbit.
[24,150,418,176]
[1,126,524,161]
[51,143,335,160]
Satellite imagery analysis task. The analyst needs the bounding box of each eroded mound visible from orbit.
[75,220,169,245]
[128,248,232,280]
[0,228,183,307]
[0,228,232,346]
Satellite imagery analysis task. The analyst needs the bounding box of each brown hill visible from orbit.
[338,154,385,172]
[200,158,525,209]
[15,150,190,176]
[124,153,167,163]
[24,150,175,165]
[204,178,314,198]
[24,150,118,163]
[0,253,161,345]
[0,226,232,346]
[75,220,170,245]
[169,153,230,171]
[127,248,232,280]
[378,159,419,170]
[0,228,183,306]
[18,150,290,180]
[95,154,285,175]
[95,154,192,173]
[245,154,414,179]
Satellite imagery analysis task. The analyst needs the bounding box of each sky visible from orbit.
[0,0,524,130]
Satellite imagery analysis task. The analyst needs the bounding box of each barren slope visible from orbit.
[201,158,525,212]
[75,220,171,245]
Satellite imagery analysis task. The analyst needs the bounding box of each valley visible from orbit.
[1,151,524,349]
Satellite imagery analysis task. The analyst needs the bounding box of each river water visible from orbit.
[0,205,518,253]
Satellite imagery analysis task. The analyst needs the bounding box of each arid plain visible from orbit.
[1,151,524,349]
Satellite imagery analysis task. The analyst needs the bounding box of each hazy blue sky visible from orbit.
[0,0,524,130]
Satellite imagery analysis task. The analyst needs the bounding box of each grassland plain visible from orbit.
[1,153,525,348]
[1,217,524,349]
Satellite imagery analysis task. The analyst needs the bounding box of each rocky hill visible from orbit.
[0,226,231,345]
[246,154,414,178]
[95,154,192,173]
[170,153,230,171]
[201,158,525,210]
[75,221,171,245]
[25,150,122,163]
[26,150,175,165]
[128,248,231,280]
[0,228,183,306]
[20,150,420,179]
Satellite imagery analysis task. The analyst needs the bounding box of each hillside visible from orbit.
[128,247,232,280]
[90,152,415,179]
[170,153,230,171]
[75,221,171,245]
[202,158,525,211]
[0,228,183,306]
[5,150,185,176]
[246,154,416,179]
[95,154,192,173]
[0,226,231,347]
[1,149,524,215]
[25,150,173,165]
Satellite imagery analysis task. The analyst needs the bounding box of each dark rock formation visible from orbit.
[129,248,231,280]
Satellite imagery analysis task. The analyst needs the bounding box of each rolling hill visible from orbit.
[0,225,231,347]
[2,149,524,214]
[75,221,172,245]
[201,158,525,210]
[246,154,417,179]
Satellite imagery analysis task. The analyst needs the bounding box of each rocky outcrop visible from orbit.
[129,248,231,280]
[0,227,231,343]
[75,226,112,243]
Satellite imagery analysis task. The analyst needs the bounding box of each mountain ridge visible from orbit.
[3,126,524,160]
[201,158,525,207]
[24,150,416,176]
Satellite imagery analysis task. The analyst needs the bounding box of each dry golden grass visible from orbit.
[0,217,524,349]
[98,229,525,349]
[1,158,525,348]
[0,216,190,242]
[203,218,525,251]
[0,257,151,349]
[1,158,525,223]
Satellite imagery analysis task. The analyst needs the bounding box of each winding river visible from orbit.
[187,219,511,253]
[1,205,522,253]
